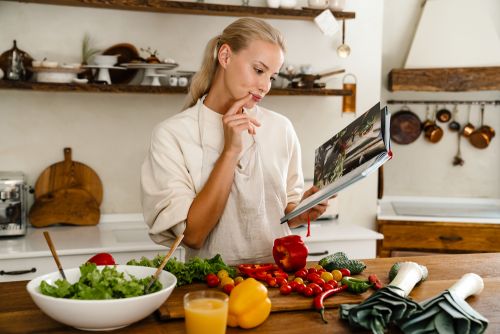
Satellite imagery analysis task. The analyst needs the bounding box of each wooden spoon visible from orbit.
[145,234,184,293]
[43,231,67,280]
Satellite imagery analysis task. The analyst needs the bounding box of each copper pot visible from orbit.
[462,105,475,137]
[469,105,495,149]
[423,108,443,143]
[436,107,451,122]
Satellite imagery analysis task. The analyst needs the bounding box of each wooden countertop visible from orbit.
[1,253,499,333]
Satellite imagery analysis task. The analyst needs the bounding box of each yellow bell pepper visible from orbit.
[227,278,271,329]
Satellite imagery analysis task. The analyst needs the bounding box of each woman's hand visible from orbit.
[222,94,261,156]
[286,186,329,228]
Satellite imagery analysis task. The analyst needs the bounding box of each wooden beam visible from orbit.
[9,0,355,20]
[389,66,500,92]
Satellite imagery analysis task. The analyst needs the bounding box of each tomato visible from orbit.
[313,278,326,287]
[323,283,334,291]
[217,269,229,280]
[313,264,323,270]
[307,268,318,275]
[295,283,306,294]
[307,283,323,296]
[306,273,321,282]
[289,281,299,291]
[266,277,278,288]
[222,283,234,294]
[320,272,334,282]
[276,277,287,287]
[220,277,235,287]
[327,280,339,288]
[234,276,244,285]
[302,286,314,297]
[339,268,351,277]
[294,269,308,279]
[205,273,220,288]
[87,253,116,266]
[331,270,343,282]
[279,284,292,295]
[293,277,304,285]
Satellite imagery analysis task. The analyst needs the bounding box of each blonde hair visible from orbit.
[183,17,286,109]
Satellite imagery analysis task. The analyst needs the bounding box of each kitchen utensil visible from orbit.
[102,43,140,84]
[436,106,451,123]
[145,234,184,293]
[342,73,356,113]
[469,104,495,149]
[29,188,100,227]
[337,20,351,58]
[462,105,475,137]
[452,132,464,166]
[390,107,422,145]
[424,107,443,143]
[448,104,460,132]
[34,147,103,205]
[0,40,33,81]
[43,231,66,280]
[0,171,28,237]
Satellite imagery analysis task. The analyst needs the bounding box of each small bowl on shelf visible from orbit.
[92,55,118,67]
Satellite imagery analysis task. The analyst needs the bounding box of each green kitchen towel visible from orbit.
[399,290,488,334]
[340,286,422,334]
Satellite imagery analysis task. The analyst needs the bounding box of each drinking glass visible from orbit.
[184,290,228,334]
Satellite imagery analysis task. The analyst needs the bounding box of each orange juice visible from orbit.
[184,296,228,334]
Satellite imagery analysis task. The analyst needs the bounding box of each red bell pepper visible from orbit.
[86,253,116,266]
[272,235,308,272]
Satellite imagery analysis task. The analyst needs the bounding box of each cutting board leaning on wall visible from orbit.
[29,147,102,227]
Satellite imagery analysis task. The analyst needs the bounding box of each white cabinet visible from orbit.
[291,219,383,262]
[0,214,184,282]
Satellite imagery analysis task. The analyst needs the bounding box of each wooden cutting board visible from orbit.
[156,283,367,321]
[34,147,103,205]
[29,188,100,227]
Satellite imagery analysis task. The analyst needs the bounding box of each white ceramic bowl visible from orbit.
[36,71,77,83]
[26,265,177,331]
[92,55,118,67]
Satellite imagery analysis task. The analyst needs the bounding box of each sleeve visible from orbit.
[141,123,196,247]
[285,119,304,205]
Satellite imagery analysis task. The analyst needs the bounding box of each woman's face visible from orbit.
[221,39,284,109]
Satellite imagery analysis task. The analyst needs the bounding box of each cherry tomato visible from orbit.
[217,269,229,281]
[294,269,308,279]
[222,283,234,294]
[234,276,244,285]
[321,272,334,282]
[266,277,278,288]
[220,277,234,287]
[306,273,321,282]
[289,281,299,291]
[327,280,339,288]
[307,268,318,275]
[313,278,326,287]
[307,283,323,296]
[323,283,334,291]
[279,284,293,295]
[276,277,287,287]
[205,273,220,288]
[331,270,343,282]
[302,286,314,297]
[293,277,304,285]
[295,283,306,294]
[313,264,323,270]
[339,268,351,277]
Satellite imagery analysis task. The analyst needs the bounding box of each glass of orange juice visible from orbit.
[184,290,228,334]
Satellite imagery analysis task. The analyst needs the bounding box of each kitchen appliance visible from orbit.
[0,172,28,237]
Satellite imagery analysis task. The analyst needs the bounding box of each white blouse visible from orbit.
[141,98,304,265]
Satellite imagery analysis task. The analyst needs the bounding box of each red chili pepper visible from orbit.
[272,235,309,272]
[313,285,348,323]
[368,273,383,290]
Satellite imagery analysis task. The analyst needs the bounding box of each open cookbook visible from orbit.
[281,102,392,224]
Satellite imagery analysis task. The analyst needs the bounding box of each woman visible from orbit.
[141,17,328,265]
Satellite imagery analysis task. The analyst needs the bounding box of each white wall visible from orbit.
[381,0,500,198]
[0,0,384,229]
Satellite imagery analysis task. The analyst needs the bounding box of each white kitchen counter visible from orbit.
[378,196,500,224]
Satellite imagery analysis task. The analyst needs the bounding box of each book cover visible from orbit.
[281,102,391,224]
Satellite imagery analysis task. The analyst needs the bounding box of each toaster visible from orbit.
[0,172,28,237]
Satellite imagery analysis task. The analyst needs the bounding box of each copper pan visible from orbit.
[469,105,495,149]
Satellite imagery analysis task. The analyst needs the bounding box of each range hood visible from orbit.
[389,0,500,92]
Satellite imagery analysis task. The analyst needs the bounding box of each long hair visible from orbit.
[183,17,285,109]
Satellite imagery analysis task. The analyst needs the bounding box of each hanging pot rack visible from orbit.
[387,100,500,106]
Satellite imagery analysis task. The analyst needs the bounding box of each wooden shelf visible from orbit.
[0,80,352,96]
[388,66,500,92]
[9,0,355,20]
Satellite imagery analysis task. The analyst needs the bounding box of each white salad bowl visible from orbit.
[26,265,177,331]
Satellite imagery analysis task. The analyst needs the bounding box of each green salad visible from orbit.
[39,263,162,299]
[127,254,235,286]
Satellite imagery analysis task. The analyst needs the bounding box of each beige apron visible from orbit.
[185,98,275,265]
